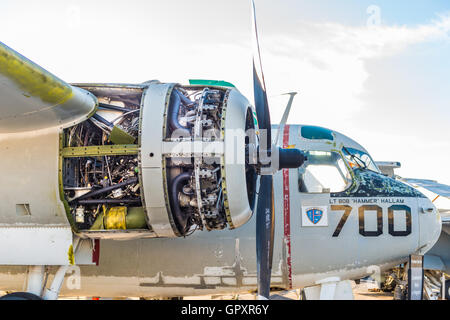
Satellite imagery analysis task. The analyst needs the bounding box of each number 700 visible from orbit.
[331,205,412,238]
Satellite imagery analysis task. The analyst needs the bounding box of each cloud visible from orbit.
[2,3,448,183]
[244,13,450,184]
[269,13,450,58]
[250,14,450,125]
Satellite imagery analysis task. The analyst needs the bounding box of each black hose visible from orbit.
[169,172,192,235]
[177,90,195,107]
[98,103,134,113]
[77,199,141,205]
[168,90,191,138]
[70,177,138,203]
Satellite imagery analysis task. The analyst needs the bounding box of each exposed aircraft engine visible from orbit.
[61,82,258,239]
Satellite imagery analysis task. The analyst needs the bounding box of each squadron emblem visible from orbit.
[306,208,323,224]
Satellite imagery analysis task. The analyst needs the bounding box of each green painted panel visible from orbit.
[189,79,235,88]
[61,144,139,157]
[110,126,136,145]
[301,126,334,141]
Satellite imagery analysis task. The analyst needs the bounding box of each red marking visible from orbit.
[282,125,293,289]
[92,297,100,301]
[92,239,100,266]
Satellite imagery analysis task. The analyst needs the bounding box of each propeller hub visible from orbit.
[247,144,307,175]
[278,147,307,170]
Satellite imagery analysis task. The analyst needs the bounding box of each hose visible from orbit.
[98,103,134,113]
[177,90,195,107]
[169,172,192,235]
[77,199,141,205]
[168,90,191,138]
[70,177,138,203]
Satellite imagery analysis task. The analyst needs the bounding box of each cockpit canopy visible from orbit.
[298,148,380,194]
[298,150,351,193]
[293,125,381,194]
[342,147,380,173]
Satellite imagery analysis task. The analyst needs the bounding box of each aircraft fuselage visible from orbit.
[0,124,441,298]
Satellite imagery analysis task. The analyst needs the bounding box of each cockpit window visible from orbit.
[342,147,380,173]
[298,151,352,193]
[301,126,334,141]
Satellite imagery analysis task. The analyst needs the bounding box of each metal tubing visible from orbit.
[26,265,46,297]
[42,265,69,300]
[442,274,446,300]
[98,103,134,113]
[77,199,141,205]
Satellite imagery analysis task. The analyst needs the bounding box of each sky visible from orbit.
[0,0,449,184]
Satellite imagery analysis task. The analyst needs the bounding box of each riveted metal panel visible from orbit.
[61,144,139,157]
[223,89,253,228]
[0,226,73,265]
[140,83,177,237]
[0,127,69,225]
[141,168,166,208]
[0,42,98,133]
[140,83,174,169]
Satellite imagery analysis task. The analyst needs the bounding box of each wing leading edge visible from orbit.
[402,178,450,199]
[0,41,97,133]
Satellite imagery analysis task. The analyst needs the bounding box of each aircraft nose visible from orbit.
[418,198,442,254]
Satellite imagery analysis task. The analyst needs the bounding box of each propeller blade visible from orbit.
[256,174,274,299]
[251,0,267,94]
[251,0,271,145]
[251,0,275,300]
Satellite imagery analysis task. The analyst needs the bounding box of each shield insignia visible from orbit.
[306,208,323,224]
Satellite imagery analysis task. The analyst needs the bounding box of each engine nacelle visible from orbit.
[61,81,257,239]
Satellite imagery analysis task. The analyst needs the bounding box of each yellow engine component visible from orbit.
[90,206,147,230]
[103,206,127,230]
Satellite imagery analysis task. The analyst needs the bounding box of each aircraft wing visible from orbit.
[0,42,97,133]
[442,216,450,235]
[401,178,450,199]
